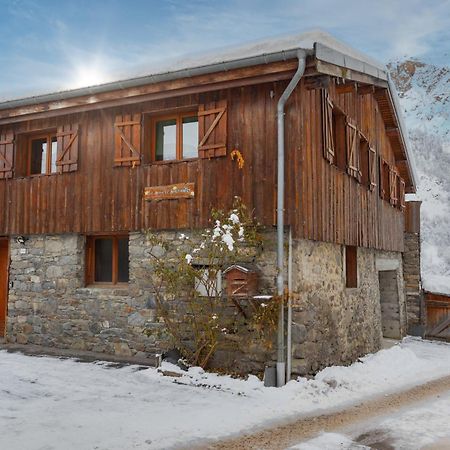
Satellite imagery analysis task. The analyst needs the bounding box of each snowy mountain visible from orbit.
[388,59,450,295]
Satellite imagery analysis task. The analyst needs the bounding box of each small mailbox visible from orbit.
[223,264,258,298]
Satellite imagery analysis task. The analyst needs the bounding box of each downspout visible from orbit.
[276,50,306,387]
[287,226,293,381]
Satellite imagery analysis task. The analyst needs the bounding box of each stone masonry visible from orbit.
[7,234,159,358]
[289,241,405,377]
[403,231,425,335]
[7,231,405,377]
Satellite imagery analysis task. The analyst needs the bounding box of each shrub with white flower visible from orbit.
[144,197,277,370]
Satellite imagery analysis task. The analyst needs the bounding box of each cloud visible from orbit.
[0,0,449,100]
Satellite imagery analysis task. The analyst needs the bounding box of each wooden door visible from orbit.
[0,239,9,337]
[426,292,450,340]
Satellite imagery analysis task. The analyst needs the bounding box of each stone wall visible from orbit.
[6,232,279,373]
[6,231,405,378]
[7,234,161,358]
[403,231,425,335]
[288,241,405,377]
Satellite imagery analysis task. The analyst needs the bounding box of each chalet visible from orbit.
[0,31,420,383]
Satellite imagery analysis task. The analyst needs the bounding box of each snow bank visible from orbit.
[1,338,449,449]
[291,433,367,449]
[294,389,450,449]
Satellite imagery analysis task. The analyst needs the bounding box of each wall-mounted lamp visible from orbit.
[16,236,28,245]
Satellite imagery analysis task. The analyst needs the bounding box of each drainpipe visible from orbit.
[287,226,293,381]
[276,50,306,387]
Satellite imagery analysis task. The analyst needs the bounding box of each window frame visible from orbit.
[26,131,58,177]
[149,110,199,163]
[85,234,129,287]
[345,245,358,289]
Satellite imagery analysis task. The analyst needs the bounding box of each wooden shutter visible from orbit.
[368,145,377,191]
[389,167,398,206]
[56,124,79,173]
[0,130,14,179]
[198,99,227,158]
[399,178,406,211]
[85,236,94,286]
[346,119,359,179]
[114,113,142,167]
[321,90,335,164]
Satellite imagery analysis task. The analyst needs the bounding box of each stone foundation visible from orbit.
[6,231,405,377]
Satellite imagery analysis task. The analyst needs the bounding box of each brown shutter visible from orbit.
[56,124,79,173]
[389,167,398,206]
[0,130,14,179]
[379,156,384,199]
[368,145,377,191]
[85,236,94,286]
[321,90,335,164]
[198,99,227,158]
[346,119,359,179]
[114,113,142,167]
[399,179,406,211]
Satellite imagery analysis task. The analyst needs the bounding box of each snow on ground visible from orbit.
[1,338,450,449]
[292,391,450,449]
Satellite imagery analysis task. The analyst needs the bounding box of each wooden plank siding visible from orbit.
[0,78,404,252]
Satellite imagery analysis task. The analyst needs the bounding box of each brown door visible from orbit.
[0,239,9,337]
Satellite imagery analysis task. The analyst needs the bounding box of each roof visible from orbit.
[223,264,257,274]
[0,29,416,190]
[0,30,385,108]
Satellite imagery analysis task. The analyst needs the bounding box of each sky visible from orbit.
[0,0,449,101]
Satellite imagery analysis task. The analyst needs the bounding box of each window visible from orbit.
[379,158,390,201]
[26,132,58,176]
[151,112,198,162]
[193,265,222,297]
[359,134,369,187]
[345,246,358,288]
[332,108,347,171]
[86,235,129,285]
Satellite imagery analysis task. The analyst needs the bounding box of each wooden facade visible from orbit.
[425,291,450,340]
[0,58,410,252]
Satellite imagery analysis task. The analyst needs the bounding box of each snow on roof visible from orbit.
[0,29,386,106]
[223,264,256,274]
[123,29,385,79]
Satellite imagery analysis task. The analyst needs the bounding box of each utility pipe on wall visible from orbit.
[287,226,293,381]
[276,50,306,387]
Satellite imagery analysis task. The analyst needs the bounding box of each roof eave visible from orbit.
[0,48,314,111]
[387,76,418,192]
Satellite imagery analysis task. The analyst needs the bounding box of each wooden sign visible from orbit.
[144,183,195,201]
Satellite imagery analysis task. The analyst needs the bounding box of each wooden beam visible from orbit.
[358,85,375,95]
[386,127,399,137]
[335,82,357,94]
[0,70,298,125]
[304,75,331,90]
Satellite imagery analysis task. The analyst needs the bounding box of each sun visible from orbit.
[70,65,109,89]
